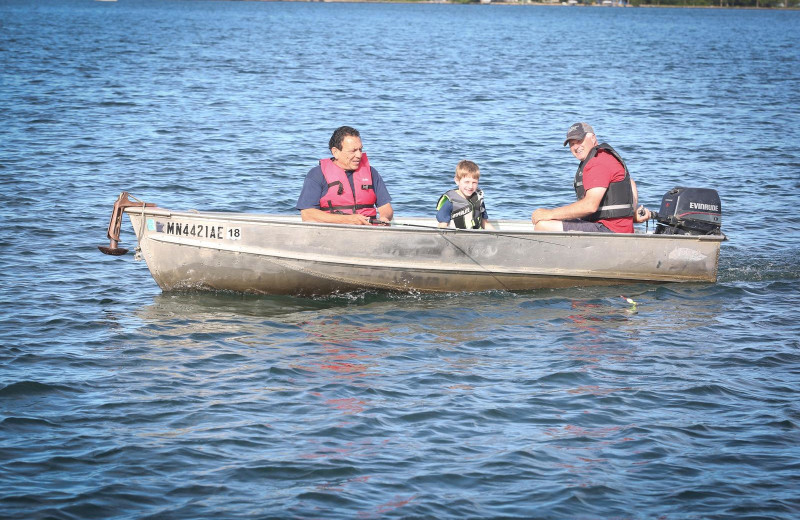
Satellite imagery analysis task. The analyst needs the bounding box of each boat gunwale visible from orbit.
[125,207,727,243]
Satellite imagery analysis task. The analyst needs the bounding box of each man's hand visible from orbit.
[531,208,551,225]
[634,206,651,223]
[343,214,371,225]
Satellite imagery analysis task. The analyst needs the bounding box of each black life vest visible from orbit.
[573,143,634,221]
[437,189,485,229]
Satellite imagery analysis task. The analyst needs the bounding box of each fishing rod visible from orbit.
[370,218,452,231]
[369,218,569,247]
[368,216,574,292]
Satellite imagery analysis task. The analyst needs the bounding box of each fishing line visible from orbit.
[372,219,570,248]
[372,219,570,292]
[435,230,513,292]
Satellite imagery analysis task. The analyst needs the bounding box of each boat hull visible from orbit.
[125,208,724,295]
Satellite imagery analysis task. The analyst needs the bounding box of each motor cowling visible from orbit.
[653,187,722,236]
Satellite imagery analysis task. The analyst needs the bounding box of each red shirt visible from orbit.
[582,151,633,233]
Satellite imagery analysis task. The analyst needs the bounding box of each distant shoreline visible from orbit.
[242,0,798,10]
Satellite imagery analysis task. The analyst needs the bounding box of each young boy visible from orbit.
[436,160,494,230]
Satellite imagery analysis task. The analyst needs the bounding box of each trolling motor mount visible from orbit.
[98,192,155,255]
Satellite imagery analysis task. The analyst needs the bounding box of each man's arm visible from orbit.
[531,187,606,224]
[377,203,393,223]
[630,178,652,222]
[300,208,370,225]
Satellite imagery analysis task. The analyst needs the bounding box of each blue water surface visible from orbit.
[1,1,799,518]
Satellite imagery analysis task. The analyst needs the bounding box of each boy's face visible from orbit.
[455,174,479,198]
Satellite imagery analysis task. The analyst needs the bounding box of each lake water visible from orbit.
[2,1,799,518]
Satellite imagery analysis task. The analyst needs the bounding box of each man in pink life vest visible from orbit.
[296,126,394,225]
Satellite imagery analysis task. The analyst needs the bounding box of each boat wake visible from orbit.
[718,248,800,283]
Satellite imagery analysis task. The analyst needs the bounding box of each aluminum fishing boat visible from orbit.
[99,192,725,295]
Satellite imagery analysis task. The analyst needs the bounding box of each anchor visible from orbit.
[98,192,155,255]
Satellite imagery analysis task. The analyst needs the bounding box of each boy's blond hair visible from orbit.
[455,160,480,180]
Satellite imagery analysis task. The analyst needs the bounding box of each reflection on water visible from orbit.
[131,284,729,349]
[142,291,342,318]
[124,285,732,417]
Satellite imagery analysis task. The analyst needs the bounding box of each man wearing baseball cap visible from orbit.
[531,122,650,233]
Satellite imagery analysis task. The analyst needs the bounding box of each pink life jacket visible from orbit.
[319,153,377,217]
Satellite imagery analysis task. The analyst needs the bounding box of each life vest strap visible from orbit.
[600,204,632,211]
[327,181,344,196]
[323,202,375,213]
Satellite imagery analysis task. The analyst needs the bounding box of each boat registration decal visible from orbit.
[159,221,242,241]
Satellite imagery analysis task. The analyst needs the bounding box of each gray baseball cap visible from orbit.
[563,122,594,146]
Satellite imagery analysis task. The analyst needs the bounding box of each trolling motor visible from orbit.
[98,192,155,255]
[650,187,723,236]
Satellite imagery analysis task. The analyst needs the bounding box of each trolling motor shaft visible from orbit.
[98,192,155,255]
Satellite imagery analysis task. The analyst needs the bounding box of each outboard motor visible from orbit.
[652,187,722,236]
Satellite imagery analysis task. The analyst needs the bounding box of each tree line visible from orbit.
[627,0,794,7]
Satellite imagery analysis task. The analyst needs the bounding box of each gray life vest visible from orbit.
[437,189,485,229]
[573,143,635,221]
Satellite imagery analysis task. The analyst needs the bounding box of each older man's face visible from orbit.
[568,134,597,162]
[331,136,364,171]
